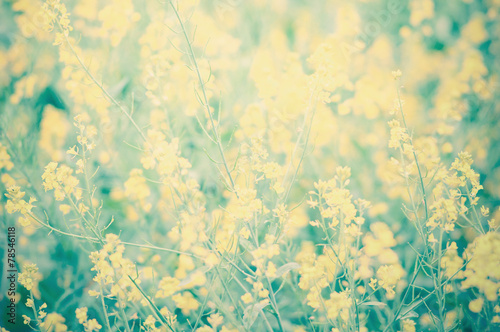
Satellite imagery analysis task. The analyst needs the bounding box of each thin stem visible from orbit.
[282,83,318,203]
[169,1,238,199]
[396,83,428,223]
[120,241,198,257]
[57,21,151,149]
[265,276,285,332]
[192,273,217,331]
[27,212,99,242]
[99,281,112,332]
[29,291,46,332]
[81,135,97,222]
[213,265,247,331]
[113,271,132,332]
[127,276,176,332]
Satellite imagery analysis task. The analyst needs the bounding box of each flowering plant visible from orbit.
[1,0,499,331]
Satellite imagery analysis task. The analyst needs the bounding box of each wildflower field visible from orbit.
[1,0,500,331]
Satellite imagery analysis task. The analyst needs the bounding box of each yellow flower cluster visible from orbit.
[40,313,68,332]
[310,166,364,234]
[75,307,102,331]
[250,235,280,275]
[141,130,190,178]
[376,265,404,296]
[440,242,465,280]
[400,319,416,332]
[18,263,39,291]
[41,0,73,43]
[155,276,180,298]
[246,136,285,194]
[462,232,500,302]
[0,143,14,171]
[325,291,352,321]
[450,151,483,199]
[426,151,483,233]
[2,0,499,331]
[388,119,410,149]
[89,234,140,302]
[42,162,81,202]
[124,169,151,212]
[5,186,36,227]
[172,292,200,314]
[142,315,160,332]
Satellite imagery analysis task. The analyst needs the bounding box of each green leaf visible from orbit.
[360,301,387,307]
[275,262,301,278]
[396,299,423,320]
[398,310,419,320]
[243,301,269,329]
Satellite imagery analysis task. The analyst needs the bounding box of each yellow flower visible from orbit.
[266,262,277,278]
[481,206,490,217]
[462,232,500,301]
[388,119,410,149]
[40,313,68,332]
[59,204,71,215]
[19,263,39,291]
[84,319,102,331]
[41,162,80,201]
[5,186,36,216]
[172,292,199,314]
[38,105,69,161]
[1,173,15,187]
[0,143,14,170]
[205,253,220,267]
[75,307,88,324]
[392,69,402,80]
[239,227,250,239]
[208,313,223,328]
[124,169,151,212]
[241,293,253,304]
[469,298,484,313]
[377,265,404,295]
[401,319,416,332]
[325,291,351,320]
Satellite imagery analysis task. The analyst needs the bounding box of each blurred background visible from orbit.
[0,0,499,330]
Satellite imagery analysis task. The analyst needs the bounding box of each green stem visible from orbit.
[99,281,112,332]
[169,1,238,199]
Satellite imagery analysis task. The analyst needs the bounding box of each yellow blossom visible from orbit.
[469,298,484,313]
[241,293,253,304]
